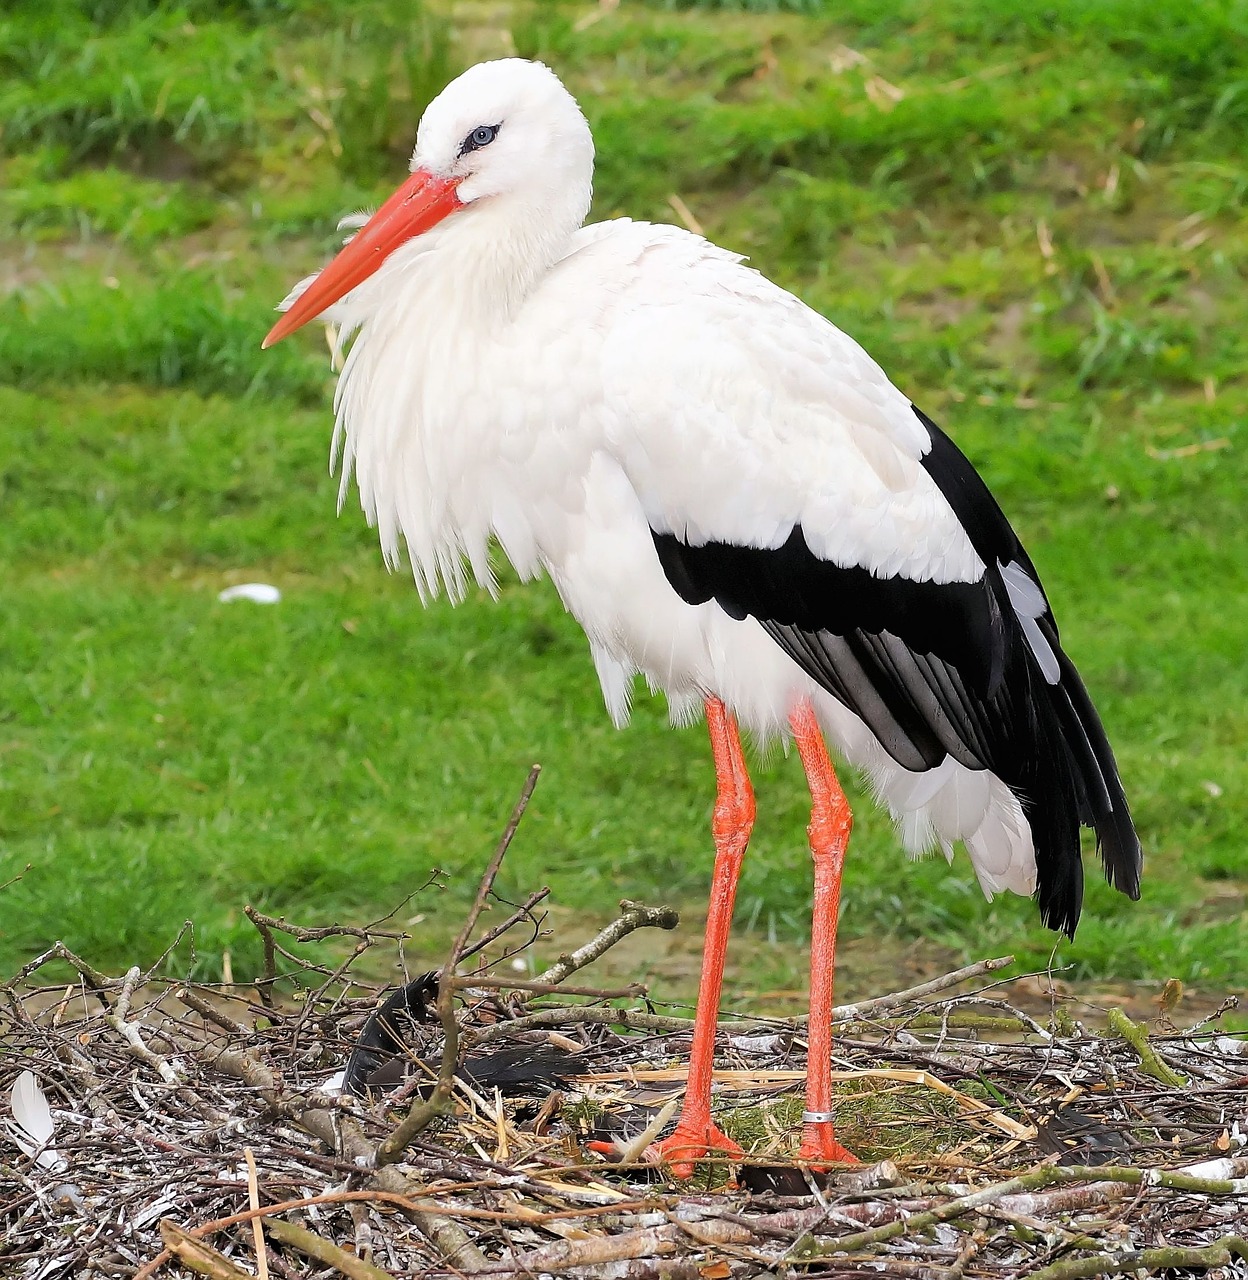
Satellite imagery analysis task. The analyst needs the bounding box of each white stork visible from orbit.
[264,59,1142,1174]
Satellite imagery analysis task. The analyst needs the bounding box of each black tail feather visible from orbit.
[1050,647,1143,902]
[1010,631,1141,938]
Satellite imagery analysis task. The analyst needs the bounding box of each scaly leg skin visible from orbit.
[651,697,753,1178]
[790,701,859,1167]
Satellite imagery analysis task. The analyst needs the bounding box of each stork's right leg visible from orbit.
[651,696,753,1177]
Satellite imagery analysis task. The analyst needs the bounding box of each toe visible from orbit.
[798,1124,859,1167]
[650,1122,744,1178]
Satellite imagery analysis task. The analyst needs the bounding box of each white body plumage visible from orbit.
[272,58,1140,931]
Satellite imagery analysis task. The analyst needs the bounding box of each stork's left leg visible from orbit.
[790,700,858,1166]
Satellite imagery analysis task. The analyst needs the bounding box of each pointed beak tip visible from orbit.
[259,169,461,358]
[261,317,290,349]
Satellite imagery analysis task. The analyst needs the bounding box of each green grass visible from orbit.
[1,0,1245,999]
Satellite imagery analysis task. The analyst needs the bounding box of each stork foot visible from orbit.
[798,1121,859,1169]
[650,1120,745,1179]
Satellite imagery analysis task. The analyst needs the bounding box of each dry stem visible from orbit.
[376,765,541,1166]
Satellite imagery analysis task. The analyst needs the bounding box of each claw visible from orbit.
[649,1120,745,1179]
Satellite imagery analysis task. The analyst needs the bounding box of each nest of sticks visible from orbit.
[4,769,1248,1280]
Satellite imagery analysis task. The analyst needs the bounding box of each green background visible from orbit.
[1,0,1245,1002]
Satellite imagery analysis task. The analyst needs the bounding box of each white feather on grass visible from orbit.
[217,583,281,605]
[6,1070,67,1171]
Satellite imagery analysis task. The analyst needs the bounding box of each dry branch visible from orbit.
[456,975,647,999]
[5,939,116,999]
[177,986,252,1037]
[533,901,681,986]
[469,955,1018,1047]
[377,765,540,1166]
[243,1147,269,1280]
[465,1002,730,1045]
[503,1219,752,1273]
[1029,1236,1248,1280]
[159,1220,254,1279]
[105,966,181,1085]
[829,955,1015,1022]
[263,1217,398,1279]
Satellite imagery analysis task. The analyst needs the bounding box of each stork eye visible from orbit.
[460,123,500,156]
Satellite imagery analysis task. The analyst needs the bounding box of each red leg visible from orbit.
[790,700,858,1166]
[651,696,752,1177]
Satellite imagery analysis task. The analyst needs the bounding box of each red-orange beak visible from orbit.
[262,168,463,348]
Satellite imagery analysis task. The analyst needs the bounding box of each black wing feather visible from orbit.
[650,403,1141,937]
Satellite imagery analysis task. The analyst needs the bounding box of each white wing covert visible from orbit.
[585,227,984,588]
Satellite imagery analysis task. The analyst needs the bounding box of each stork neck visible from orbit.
[430,191,584,323]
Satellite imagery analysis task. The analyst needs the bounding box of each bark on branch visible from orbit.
[533,901,681,987]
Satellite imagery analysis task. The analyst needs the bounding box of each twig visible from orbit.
[242,906,376,993]
[1185,994,1239,1031]
[390,1203,487,1273]
[1028,1235,1248,1280]
[830,957,1015,1023]
[178,986,253,1037]
[105,967,181,1086]
[376,766,541,1166]
[533,901,680,986]
[455,975,646,999]
[948,1231,980,1278]
[136,1187,489,1280]
[263,1218,397,1279]
[466,963,1018,1045]
[924,994,1052,1040]
[468,1002,846,1046]
[0,860,32,893]
[195,989,490,1276]
[201,1042,374,1162]
[243,1147,269,1280]
[295,938,372,1036]
[460,887,551,965]
[360,869,445,932]
[246,908,278,1008]
[159,1220,255,1279]
[244,907,408,946]
[502,1219,752,1274]
[141,919,196,985]
[111,975,229,1123]
[1107,1007,1186,1086]
[5,940,117,1003]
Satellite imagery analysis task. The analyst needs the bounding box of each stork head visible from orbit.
[263,59,593,347]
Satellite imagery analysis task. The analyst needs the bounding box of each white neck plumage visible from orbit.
[326,176,590,603]
[372,177,589,336]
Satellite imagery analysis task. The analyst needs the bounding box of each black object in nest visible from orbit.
[343,972,439,1096]
[343,973,581,1098]
[1034,1102,1134,1166]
